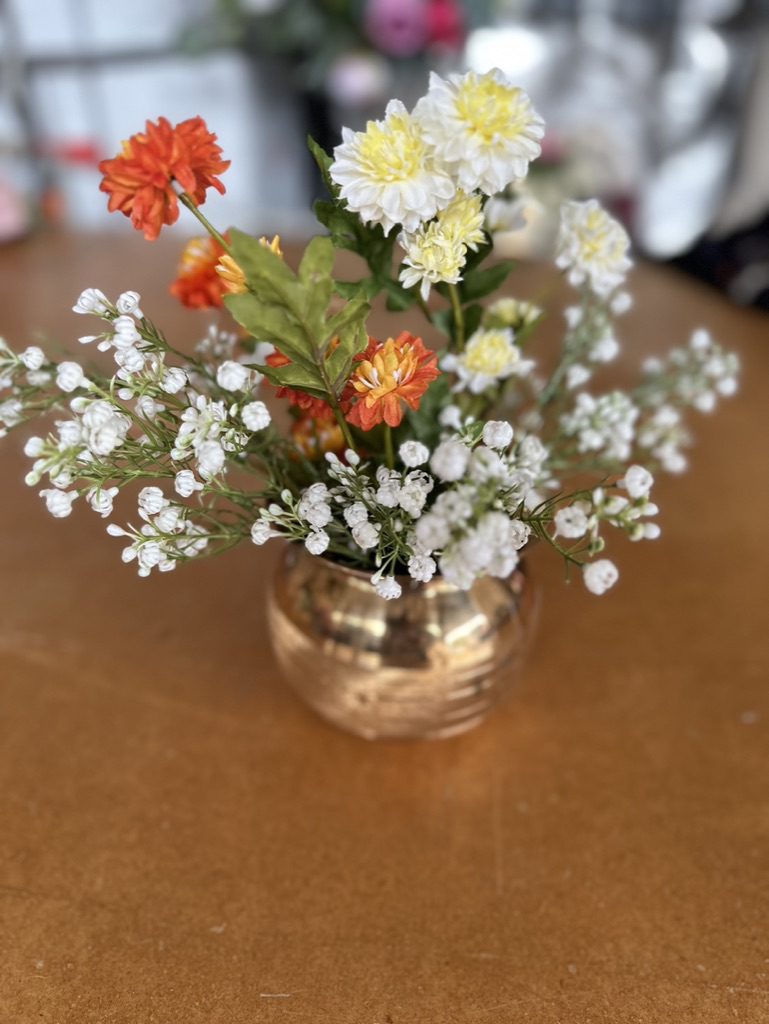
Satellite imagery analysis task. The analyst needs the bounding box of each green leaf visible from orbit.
[307,136,335,194]
[464,303,484,338]
[223,293,315,372]
[325,293,370,341]
[229,228,298,307]
[257,360,327,398]
[334,277,379,300]
[298,236,335,325]
[325,320,368,392]
[459,260,516,303]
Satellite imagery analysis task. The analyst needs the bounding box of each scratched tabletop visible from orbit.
[1,233,768,1024]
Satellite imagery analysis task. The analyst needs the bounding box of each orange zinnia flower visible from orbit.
[170,235,227,309]
[99,116,230,240]
[345,331,439,431]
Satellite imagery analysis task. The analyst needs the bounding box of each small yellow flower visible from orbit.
[484,297,542,332]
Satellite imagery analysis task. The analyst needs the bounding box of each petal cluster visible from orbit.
[99,116,230,240]
[346,331,439,430]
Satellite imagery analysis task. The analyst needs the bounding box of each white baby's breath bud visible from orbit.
[610,291,632,315]
[343,501,368,528]
[135,395,164,420]
[115,346,145,374]
[345,449,360,466]
[554,505,590,539]
[566,364,591,389]
[620,465,654,500]
[414,512,451,551]
[137,486,168,516]
[160,367,188,394]
[26,370,52,387]
[56,361,86,393]
[87,486,119,518]
[305,530,330,555]
[23,436,45,457]
[40,488,77,518]
[251,520,275,545]
[438,404,463,430]
[373,574,402,600]
[241,400,271,432]
[112,315,141,346]
[116,291,143,318]
[20,346,45,371]
[482,421,514,450]
[106,523,128,537]
[469,446,506,481]
[216,360,250,392]
[583,559,619,595]
[352,521,380,550]
[693,391,716,413]
[430,438,470,482]
[407,554,436,583]
[72,288,108,315]
[174,470,203,497]
[643,523,661,540]
[197,439,226,478]
[399,440,430,467]
[305,482,329,504]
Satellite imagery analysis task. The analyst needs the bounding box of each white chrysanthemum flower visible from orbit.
[583,559,619,595]
[555,199,631,298]
[330,99,455,235]
[399,222,467,301]
[443,327,534,394]
[438,190,486,250]
[413,69,544,196]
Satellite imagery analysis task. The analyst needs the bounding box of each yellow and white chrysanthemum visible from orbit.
[555,199,631,298]
[330,99,455,235]
[398,191,486,300]
[443,327,535,394]
[413,69,545,196]
[399,223,467,301]
[438,190,486,251]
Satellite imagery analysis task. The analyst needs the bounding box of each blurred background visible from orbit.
[1,0,768,308]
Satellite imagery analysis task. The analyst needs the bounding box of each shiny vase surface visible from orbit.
[267,544,538,740]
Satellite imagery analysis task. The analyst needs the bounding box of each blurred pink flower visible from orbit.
[363,0,428,58]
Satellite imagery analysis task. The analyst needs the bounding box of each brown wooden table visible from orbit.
[1,232,768,1024]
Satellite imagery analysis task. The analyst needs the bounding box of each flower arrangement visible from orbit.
[0,70,739,601]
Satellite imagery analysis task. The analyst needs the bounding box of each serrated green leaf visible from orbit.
[229,228,298,307]
[256,359,327,398]
[325,320,368,392]
[298,236,335,326]
[325,294,370,341]
[459,259,516,303]
[224,293,316,372]
[307,136,335,194]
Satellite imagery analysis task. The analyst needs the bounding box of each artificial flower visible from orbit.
[442,327,534,394]
[345,332,440,430]
[330,99,455,235]
[555,199,631,298]
[266,349,336,421]
[170,236,227,309]
[99,116,229,240]
[216,235,282,297]
[291,416,345,460]
[413,69,544,195]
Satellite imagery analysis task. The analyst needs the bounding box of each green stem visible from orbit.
[178,192,232,254]
[384,425,394,469]
[448,283,465,351]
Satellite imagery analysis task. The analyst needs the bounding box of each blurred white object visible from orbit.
[327,52,392,108]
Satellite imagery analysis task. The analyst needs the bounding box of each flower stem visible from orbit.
[448,283,465,350]
[178,193,232,253]
[384,425,395,469]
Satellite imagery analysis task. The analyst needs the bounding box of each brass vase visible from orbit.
[267,544,539,740]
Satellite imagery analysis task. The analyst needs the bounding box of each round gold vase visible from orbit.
[267,544,539,740]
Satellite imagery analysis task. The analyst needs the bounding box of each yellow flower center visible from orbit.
[353,338,418,400]
[463,330,518,376]
[357,112,425,183]
[454,76,530,144]
[216,254,247,295]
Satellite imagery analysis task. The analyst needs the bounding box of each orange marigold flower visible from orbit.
[98,116,230,241]
[345,331,439,431]
[291,416,345,460]
[215,235,283,297]
[170,235,227,309]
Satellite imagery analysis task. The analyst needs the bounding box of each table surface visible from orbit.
[0,232,768,1024]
